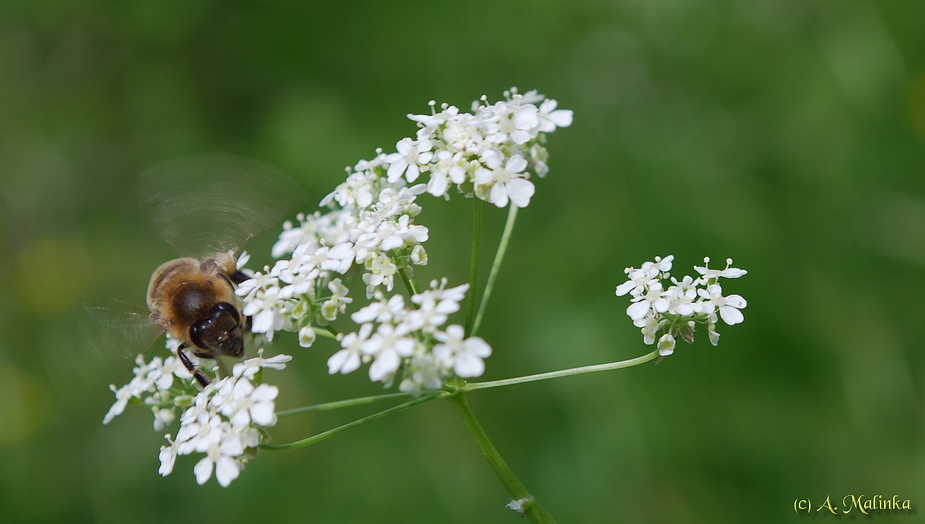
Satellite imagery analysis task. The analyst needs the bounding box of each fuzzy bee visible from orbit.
[136,153,306,386]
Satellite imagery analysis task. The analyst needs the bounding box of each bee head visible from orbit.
[189,302,244,358]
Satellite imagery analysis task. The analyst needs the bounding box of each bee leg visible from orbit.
[177,344,212,387]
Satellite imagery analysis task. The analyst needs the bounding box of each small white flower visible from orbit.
[410,244,428,265]
[362,323,417,383]
[298,326,316,347]
[441,111,483,153]
[694,257,748,281]
[636,314,661,346]
[152,408,176,432]
[664,275,701,316]
[426,150,468,197]
[362,253,398,297]
[529,143,550,178]
[406,280,468,332]
[242,287,287,338]
[103,384,134,425]
[642,255,674,278]
[474,153,535,208]
[328,323,373,375]
[158,436,179,476]
[407,102,456,128]
[104,354,190,424]
[234,271,279,301]
[625,281,667,321]
[657,334,676,356]
[194,449,241,487]
[233,350,292,380]
[433,325,492,378]
[616,257,671,297]
[699,284,747,325]
[537,98,574,132]
[386,137,434,183]
[321,278,353,321]
[246,383,280,427]
[486,103,539,145]
[352,293,406,324]
[398,352,443,395]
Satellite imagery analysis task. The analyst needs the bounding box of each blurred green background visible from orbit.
[2,0,925,522]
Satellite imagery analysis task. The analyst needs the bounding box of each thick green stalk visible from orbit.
[447,391,557,523]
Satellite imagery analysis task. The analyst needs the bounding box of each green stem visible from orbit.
[464,349,660,392]
[447,392,557,523]
[398,265,420,297]
[262,392,442,451]
[276,391,415,418]
[465,197,483,336]
[471,204,519,337]
[276,350,659,419]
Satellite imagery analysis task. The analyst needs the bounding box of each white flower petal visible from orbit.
[215,457,240,487]
[510,129,532,145]
[505,154,528,174]
[550,109,573,127]
[615,280,635,297]
[512,104,539,130]
[328,349,359,374]
[505,178,535,208]
[626,301,650,321]
[251,384,279,403]
[464,337,492,358]
[454,352,485,378]
[194,457,213,485]
[251,309,275,333]
[220,435,244,457]
[369,349,400,382]
[719,305,744,325]
[725,294,747,309]
[489,183,509,208]
[230,409,251,428]
[250,403,277,427]
[158,445,177,476]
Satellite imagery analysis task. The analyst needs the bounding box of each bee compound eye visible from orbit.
[211,302,241,324]
[189,319,212,353]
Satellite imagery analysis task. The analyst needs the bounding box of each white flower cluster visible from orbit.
[615,256,747,356]
[236,89,570,388]
[103,349,291,487]
[104,88,571,488]
[102,353,195,429]
[328,279,492,395]
[400,88,572,206]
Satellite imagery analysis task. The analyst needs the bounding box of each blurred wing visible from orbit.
[81,301,165,362]
[138,153,308,257]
